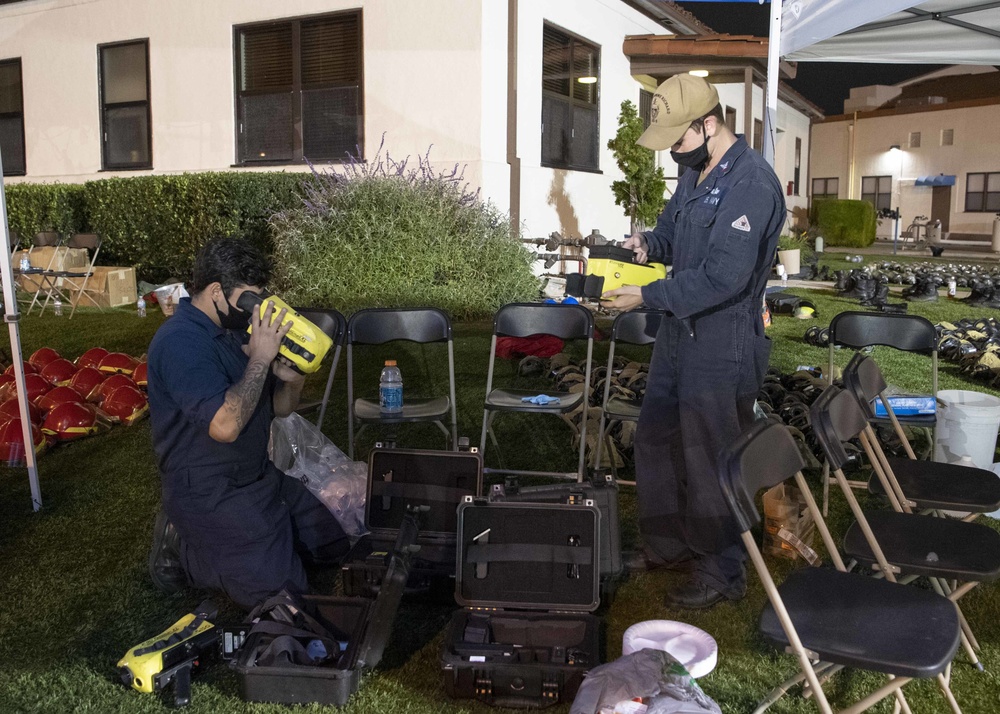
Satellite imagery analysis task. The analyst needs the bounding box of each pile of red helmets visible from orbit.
[0,346,149,465]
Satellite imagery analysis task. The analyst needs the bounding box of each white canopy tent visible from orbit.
[0,155,42,511]
[762,0,1000,166]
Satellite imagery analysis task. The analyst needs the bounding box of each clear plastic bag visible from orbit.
[270,413,368,540]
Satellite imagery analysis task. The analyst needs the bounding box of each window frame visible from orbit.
[0,57,25,176]
[965,171,1000,213]
[540,22,601,173]
[233,9,364,166]
[861,174,892,211]
[811,177,839,201]
[98,38,152,171]
[753,118,763,154]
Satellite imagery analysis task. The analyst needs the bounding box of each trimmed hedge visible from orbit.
[4,183,86,240]
[810,198,877,248]
[5,172,305,282]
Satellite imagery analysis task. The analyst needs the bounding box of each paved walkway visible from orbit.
[825,241,999,262]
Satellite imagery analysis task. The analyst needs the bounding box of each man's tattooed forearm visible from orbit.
[223,358,269,431]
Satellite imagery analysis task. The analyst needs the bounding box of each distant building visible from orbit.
[0,0,817,243]
[810,66,1000,242]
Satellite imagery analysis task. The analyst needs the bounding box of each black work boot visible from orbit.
[965,280,994,306]
[148,510,187,595]
[843,275,875,301]
[833,270,850,292]
[861,281,889,307]
[907,277,939,302]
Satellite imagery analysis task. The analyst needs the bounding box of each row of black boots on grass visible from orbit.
[830,261,1000,307]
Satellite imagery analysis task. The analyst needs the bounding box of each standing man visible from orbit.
[146,237,349,610]
[603,75,784,609]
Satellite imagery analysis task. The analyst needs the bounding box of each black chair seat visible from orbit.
[484,388,583,414]
[844,510,1000,581]
[869,458,1000,512]
[604,396,641,421]
[355,396,451,423]
[760,567,959,679]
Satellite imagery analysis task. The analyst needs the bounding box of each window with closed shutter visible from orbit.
[236,11,362,164]
[99,40,151,170]
[0,58,25,175]
[541,23,600,171]
[861,175,892,211]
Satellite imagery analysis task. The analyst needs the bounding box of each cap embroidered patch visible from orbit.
[732,215,751,232]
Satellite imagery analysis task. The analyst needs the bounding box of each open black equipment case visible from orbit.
[342,445,483,597]
[441,498,602,708]
[231,511,420,705]
[491,473,623,587]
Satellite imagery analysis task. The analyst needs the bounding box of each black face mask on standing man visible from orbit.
[670,123,710,171]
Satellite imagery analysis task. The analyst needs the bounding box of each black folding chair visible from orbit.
[592,309,661,482]
[292,307,346,429]
[810,385,1000,673]
[720,419,962,714]
[828,311,938,446]
[346,307,457,458]
[824,311,938,513]
[480,302,594,482]
[842,353,1000,521]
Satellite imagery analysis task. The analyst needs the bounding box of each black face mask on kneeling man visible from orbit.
[215,295,251,331]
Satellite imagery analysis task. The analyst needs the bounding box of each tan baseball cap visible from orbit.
[637,75,720,151]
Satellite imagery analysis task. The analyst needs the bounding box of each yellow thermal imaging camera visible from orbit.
[117,601,219,708]
[236,292,334,375]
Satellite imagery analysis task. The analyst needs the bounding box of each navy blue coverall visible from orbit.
[148,298,348,610]
[636,136,784,598]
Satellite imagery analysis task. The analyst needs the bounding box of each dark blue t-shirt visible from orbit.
[147,297,275,482]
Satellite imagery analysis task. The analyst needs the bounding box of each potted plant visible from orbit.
[776,233,812,277]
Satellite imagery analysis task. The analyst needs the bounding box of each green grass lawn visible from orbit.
[1,292,999,714]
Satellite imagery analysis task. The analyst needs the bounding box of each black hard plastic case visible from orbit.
[342,446,483,597]
[441,498,602,708]
[231,512,419,705]
[492,473,623,585]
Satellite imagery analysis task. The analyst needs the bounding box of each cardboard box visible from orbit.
[69,266,137,308]
[28,246,88,271]
[16,247,89,293]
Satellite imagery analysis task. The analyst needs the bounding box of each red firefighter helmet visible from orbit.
[133,361,148,390]
[0,397,43,425]
[103,385,149,426]
[5,361,38,377]
[76,347,110,369]
[0,417,47,464]
[0,373,14,397]
[28,347,61,371]
[40,358,78,387]
[94,374,136,404]
[69,367,106,402]
[36,386,85,415]
[21,373,53,405]
[42,402,110,442]
[98,352,139,376]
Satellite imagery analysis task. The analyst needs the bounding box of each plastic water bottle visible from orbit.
[53,296,62,316]
[379,360,403,414]
[136,295,146,318]
[18,251,30,273]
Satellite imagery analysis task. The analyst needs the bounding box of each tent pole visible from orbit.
[764,0,781,168]
[0,143,42,511]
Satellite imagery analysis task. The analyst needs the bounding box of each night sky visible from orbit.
[674,1,948,116]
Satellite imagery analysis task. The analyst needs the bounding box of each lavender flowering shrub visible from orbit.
[270,139,538,318]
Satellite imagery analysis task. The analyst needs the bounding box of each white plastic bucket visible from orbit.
[933,390,1000,469]
[621,620,717,678]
